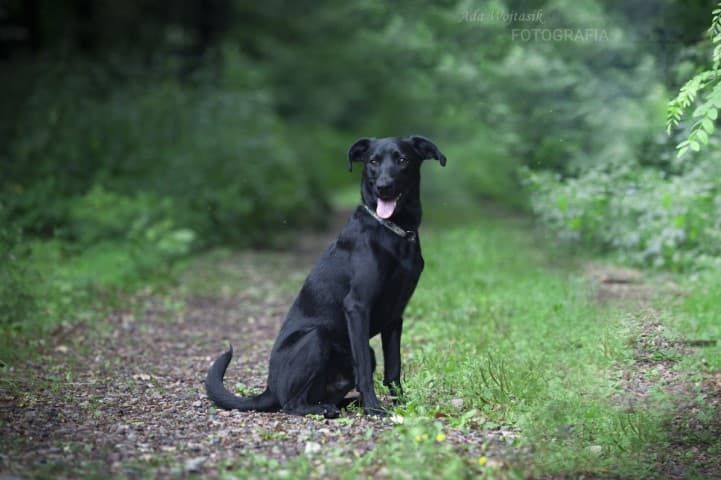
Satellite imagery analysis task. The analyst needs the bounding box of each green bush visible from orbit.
[0,55,333,333]
[68,185,195,262]
[525,151,721,269]
[2,55,329,250]
[492,0,668,175]
[521,2,721,272]
[0,226,37,329]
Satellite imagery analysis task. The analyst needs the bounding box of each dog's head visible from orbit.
[348,136,446,219]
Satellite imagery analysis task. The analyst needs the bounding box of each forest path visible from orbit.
[0,212,516,479]
[2,212,720,479]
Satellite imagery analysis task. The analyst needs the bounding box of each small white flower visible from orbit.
[389,414,405,424]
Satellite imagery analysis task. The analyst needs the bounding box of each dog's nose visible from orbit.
[376,180,394,197]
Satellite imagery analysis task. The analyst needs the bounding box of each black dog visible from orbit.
[205,135,446,417]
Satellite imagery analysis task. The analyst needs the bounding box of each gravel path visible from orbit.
[0,220,389,478]
[0,220,517,479]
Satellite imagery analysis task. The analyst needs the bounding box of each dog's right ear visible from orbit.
[408,135,447,166]
[348,138,372,172]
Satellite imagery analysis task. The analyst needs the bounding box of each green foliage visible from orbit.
[667,3,721,157]
[494,0,667,175]
[525,156,721,269]
[524,2,721,271]
[2,54,328,249]
[68,186,194,260]
[0,53,335,333]
[0,226,37,329]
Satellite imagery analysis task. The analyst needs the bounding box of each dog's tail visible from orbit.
[204,345,279,412]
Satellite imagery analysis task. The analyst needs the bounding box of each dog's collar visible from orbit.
[361,204,417,242]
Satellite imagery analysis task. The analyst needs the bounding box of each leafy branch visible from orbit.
[667,3,721,157]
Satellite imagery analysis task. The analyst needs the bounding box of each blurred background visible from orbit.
[2,0,721,330]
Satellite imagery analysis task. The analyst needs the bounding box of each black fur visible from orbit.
[205,135,446,417]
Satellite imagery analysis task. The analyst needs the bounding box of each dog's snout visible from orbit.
[376,178,395,197]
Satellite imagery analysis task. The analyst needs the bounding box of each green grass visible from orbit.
[0,238,180,364]
[364,215,660,477]
[668,270,721,371]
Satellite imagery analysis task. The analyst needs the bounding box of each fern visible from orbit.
[666,71,715,133]
[667,3,721,157]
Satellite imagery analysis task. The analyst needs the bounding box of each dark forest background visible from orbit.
[2,0,720,331]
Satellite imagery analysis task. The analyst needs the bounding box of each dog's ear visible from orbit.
[408,135,446,166]
[348,138,372,172]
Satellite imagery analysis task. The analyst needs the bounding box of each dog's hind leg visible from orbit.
[273,327,342,417]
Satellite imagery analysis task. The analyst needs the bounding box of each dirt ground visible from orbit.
[0,223,518,479]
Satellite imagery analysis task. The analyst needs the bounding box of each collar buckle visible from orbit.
[361,205,417,242]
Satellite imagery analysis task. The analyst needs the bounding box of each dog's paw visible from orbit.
[383,380,405,405]
[388,390,405,406]
[322,405,341,419]
[364,405,388,417]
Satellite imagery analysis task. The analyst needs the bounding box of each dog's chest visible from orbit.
[370,248,423,332]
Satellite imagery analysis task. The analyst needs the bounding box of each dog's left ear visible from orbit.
[408,135,446,166]
[348,138,372,172]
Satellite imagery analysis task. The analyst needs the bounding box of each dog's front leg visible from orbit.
[381,318,403,402]
[343,295,384,416]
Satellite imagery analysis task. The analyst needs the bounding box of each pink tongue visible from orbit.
[376,198,397,219]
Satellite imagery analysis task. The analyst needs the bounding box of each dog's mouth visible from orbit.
[376,194,401,219]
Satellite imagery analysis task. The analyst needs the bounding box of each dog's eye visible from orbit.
[398,157,407,164]
[369,158,379,165]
